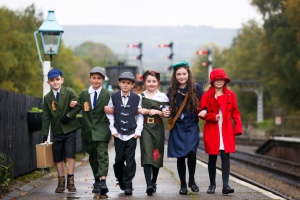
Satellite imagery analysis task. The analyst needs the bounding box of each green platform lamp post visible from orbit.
[34,10,64,97]
[34,10,64,141]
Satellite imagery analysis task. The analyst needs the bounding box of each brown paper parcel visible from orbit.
[36,143,54,168]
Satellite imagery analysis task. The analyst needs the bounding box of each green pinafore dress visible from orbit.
[140,93,168,168]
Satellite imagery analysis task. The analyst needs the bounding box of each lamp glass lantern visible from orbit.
[34,10,64,62]
[40,32,63,55]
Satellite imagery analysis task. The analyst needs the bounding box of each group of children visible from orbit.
[41,61,242,196]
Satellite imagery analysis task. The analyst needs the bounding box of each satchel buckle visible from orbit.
[147,118,155,124]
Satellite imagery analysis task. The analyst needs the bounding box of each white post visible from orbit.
[255,88,264,123]
[43,61,51,97]
[43,61,51,142]
[208,63,212,80]
[208,48,212,79]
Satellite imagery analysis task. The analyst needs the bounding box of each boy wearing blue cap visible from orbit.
[68,66,111,195]
[104,72,143,195]
[41,68,80,193]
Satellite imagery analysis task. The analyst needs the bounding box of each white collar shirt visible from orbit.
[88,86,102,109]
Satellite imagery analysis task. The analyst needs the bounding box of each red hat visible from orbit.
[210,68,230,83]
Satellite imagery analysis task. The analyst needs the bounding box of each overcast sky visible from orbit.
[0,0,262,29]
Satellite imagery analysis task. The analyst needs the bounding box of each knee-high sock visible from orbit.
[143,164,152,186]
[208,154,217,186]
[177,157,186,187]
[187,151,196,184]
[151,166,159,184]
[220,150,230,187]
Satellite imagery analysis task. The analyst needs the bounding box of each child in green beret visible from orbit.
[166,61,204,195]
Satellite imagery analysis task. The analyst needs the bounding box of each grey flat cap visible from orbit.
[118,72,136,82]
[90,67,106,77]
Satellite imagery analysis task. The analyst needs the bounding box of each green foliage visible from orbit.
[73,41,117,67]
[254,119,274,130]
[0,5,43,97]
[30,107,43,112]
[193,0,300,124]
[191,43,226,82]
[248,0,300,113]
[220,21,270,122]
[72,41,117,89]
[0,5,89,97]
[76,114,83,118]
[0,153,13,194]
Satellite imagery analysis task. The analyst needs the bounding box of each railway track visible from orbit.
[197,146,300,200]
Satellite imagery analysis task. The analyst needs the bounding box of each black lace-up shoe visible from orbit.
[188,182,199,192]
[99,181,109,194]
[207,185,216,194]
[146,185,154,195]
[179,187,188,195]
[92,182,100,193]
[222,185,234,194]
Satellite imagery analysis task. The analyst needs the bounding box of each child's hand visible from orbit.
[69,101,77,108]
[148,109,157,116]
[43,135,48,143]
[134,134,140,139]
[198,110,207,118]
[104,106,114,114]
[61,114,71,124]
[138,108,149,115]
[162,108,170,118]
[113,133,118,138]
[216,114,220,121]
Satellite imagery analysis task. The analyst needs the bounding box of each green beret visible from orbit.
[171,61,189,69]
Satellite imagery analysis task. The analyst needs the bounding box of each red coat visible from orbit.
[198,86,242,155]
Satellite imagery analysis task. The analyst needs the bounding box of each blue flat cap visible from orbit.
[172,61,189,69]
[48,69,63,79]
[118,72,135,82]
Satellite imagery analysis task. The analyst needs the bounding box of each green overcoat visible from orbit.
[68,88,111,142]
[41,86,80,136]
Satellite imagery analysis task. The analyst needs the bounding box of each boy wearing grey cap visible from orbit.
[104,72,143,195]
[41,68,80,193]
[68,67,111,195]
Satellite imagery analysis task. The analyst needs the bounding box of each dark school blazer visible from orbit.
[41,86,80,136]
[68,88,111,142]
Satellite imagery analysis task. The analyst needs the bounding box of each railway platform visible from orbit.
[2,141,284,200]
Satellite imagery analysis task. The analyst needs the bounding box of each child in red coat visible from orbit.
[198,68,242,195]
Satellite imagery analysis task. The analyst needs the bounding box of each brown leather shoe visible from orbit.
[55,176,65,193]
[67,176,77,192]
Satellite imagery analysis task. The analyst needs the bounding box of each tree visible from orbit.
[0,5,85,97]
[73,41,117,68]
[251,0,300,112]
[191,43,226,83]
[0,5,43,96]
[221,20,266,121]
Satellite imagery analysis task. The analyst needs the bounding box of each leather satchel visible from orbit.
[167,92,189,131]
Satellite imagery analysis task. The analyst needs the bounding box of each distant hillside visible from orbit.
[62,25,238,70]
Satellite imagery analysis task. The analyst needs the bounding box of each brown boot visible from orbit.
[67,175,77,192]
[55,176,65,193]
